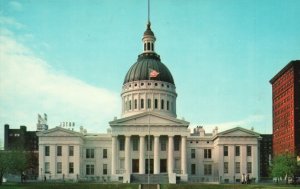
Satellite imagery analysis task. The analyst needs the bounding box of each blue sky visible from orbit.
[0,0,300,146]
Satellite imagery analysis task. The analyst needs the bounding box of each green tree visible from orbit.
[0,150,28,185]
[271,153,298,184]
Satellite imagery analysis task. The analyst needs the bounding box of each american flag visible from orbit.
[149,69,159,78]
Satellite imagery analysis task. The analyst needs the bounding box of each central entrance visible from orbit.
[132,159,139,173]
[145,159,153,174]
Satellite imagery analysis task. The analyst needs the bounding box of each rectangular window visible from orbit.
[103,149,107,159]
[86,149,95,159]
[161,99,164,109]
[45,162,50,173]
[69,162,74,174]
[167,101,169,110]
[57,162,62,174]
[204,164,212,175]
[119,137,125,151]
[154,99,158,109]
[147,99,151,109]
[247,162,252,173]
[45,146,50,156]
[191,149,196,159]
[204,149,212,159]
[235,162,240,174]
[247,146,252,156]
[235,146,240,156]
[141,99,144,109]
[103,164,108,175]
[132,138,138,151]
[224,146,228,156]
[174,138,180,151]
[224,162,228,174]
[161,138,166,151]
[86,164,94,175]
[146,137,152,151]
[191,164,196,175]
[69,146,74,156]
[57,146,62,156]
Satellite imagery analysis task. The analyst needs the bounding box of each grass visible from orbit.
[0,183,299,189]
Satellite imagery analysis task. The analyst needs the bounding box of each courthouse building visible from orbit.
[37,22,261,184]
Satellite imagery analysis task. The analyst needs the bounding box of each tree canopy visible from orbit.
[271,153,298,183]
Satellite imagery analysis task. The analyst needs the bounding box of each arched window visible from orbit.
[147,99,151,109]
[161,99,164,109]
[129,100,132,110]
[151,43,154,51]
[147,42,150,51]
[141,99,144,109]
[134,99,137,109]
[154,99,158,109]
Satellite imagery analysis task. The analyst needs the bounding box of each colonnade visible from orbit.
[111,135,187,175]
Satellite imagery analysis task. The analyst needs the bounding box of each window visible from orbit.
[235,146,240,156]
[161,138,166,151]
[86,149,95,158]
[141,99,144,109]
[204,164,212,175]
[45,146,50,156]
[151,43,154,51]
[235,162,240,174]
[103,149,107,158]
[133,138,138,151]
[86,164,94,175]
[129,100,132,110]
[119,137,125,151]
[144,43,146,51]
[174,137,180,151]
[69,146,74,156]
[146,137,152,151]
[134,99,137,109]
[147,99,151,109]
[167,101,169,110]
[224,162,228,174]
[204,149,212,159]
[69,162,74,174]
[45,162,50,173]
[154,99,158,109]
[191,164,196,175]
[103,164,108,175]
[191,149,196,159]
[57,146,62,156]
[247,162,252,173]
[147,42,150,50]
[161,99,164,109]
[247,146,252,156]
[57,162,62,174]
[224,146,228,156]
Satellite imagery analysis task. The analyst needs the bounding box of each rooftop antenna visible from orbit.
[148,0,150,23]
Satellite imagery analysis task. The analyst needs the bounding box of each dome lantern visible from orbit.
[142,21,156,53]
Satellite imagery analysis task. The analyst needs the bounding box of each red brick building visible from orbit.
[270,60,300,156]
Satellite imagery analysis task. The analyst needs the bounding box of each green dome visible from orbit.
[123,53,175,85]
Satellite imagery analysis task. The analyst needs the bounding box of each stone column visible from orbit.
[38,144,44,180]
[181,136,187,174]
[139,136,145,174]
[154,135,160,174]
[111,136,117,175]
[168,136,174,174]
[125,135,131,174]
[252,145,259,182]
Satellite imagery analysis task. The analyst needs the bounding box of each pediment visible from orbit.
[217,127,260,137]
[110,112,189,127]
[37,127,82,137]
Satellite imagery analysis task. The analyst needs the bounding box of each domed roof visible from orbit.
[123,53,175,85]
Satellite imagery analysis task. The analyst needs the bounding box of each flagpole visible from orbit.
[148,73,150,186]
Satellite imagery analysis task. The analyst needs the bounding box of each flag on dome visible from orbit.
[149,69,159,78]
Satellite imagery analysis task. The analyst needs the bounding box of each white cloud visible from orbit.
[0,16,24,29]
[0,23,120,145]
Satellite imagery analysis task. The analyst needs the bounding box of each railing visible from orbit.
[116,169,126,174]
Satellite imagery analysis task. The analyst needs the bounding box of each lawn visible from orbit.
[1,183,300,189]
